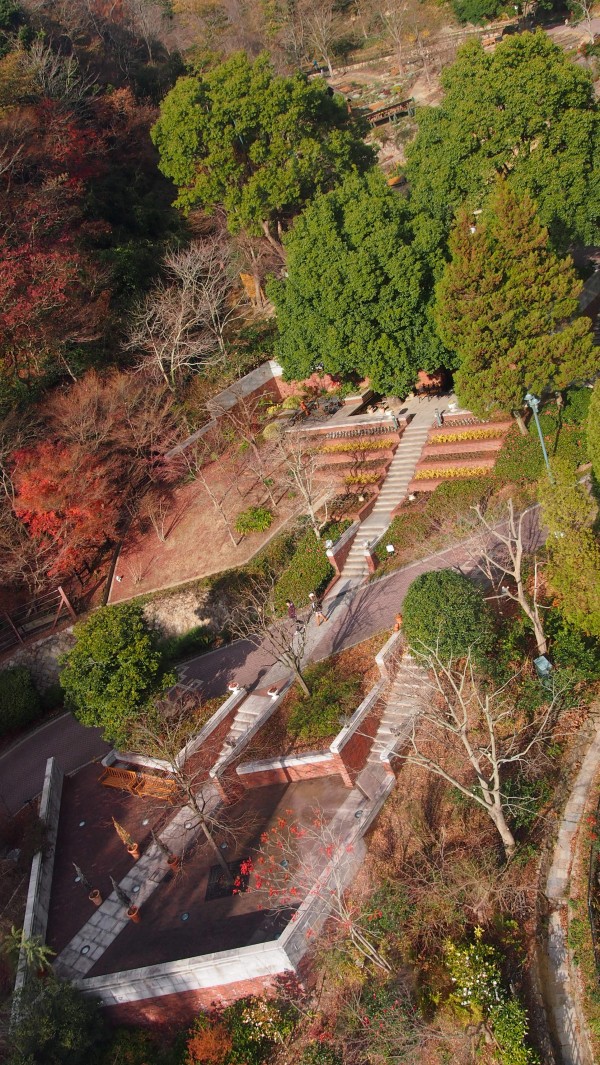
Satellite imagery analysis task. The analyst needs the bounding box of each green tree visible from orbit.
[434,180,595,418]
[546,530,600,639]
[537,457,596,536]
[406,32,600,251]
[8,976,107,1065]
[268,169,447,396]
[587,379,600,482]
[0,665,41,737]
[402,569,494,661]
[539,459,600,638]
[60,604,175,748]
[151,52,373,240]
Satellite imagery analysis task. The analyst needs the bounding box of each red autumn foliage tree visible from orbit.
[252,809,390,971]
[11,441,121,577]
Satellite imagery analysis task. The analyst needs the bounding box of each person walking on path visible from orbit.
[286,600,297,621]
[394,612,403,632]
[309,592,328,626]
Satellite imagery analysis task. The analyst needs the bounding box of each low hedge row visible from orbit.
[0,666,43,738]
[431,427,506,443]
[273,520,350,611]
[321,438,396,453]
[414,465,492,480]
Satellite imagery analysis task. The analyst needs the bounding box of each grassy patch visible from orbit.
[286,660,363,743]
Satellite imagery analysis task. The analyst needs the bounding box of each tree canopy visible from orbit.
[539,458,600,639]
[402,569,493,661]
[268,168,447,396]
[405,32,600,251]
[60,603,174,748]
[587,380,600,482]
[8,976,107,1065]
[151,51,373,236]
[434,180,596,417]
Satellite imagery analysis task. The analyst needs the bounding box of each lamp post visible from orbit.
[524,392,554,483]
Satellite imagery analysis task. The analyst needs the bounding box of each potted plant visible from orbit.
[151,828,180,870]
[73,862,102,906]
[112,817,140,859]
[110,876,140,923]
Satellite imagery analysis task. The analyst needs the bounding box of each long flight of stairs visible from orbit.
[367,651,427,766]
[338,418,433,585]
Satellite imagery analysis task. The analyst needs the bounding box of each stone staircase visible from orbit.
[337,416,433,585]
[367,651,427,766]
[209,688,287,779]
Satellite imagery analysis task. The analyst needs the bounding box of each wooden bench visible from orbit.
[134,774,180,803]
[98,767,139,792]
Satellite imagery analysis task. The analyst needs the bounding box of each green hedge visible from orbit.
[235,506,273,536]
[0,666,42,738]
[273,521,350,612]
[287,661,362,742]
[158,625,214,666]
[402,569,494,661]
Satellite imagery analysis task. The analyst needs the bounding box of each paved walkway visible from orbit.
[0,509,541,815]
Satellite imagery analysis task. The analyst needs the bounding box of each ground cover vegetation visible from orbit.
[2,4,600,1060]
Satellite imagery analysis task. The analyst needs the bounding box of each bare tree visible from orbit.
[379,0,409,71]
[130,697,250,881]
[303,0,340,76]
[469,500,548,656]
[182,435,241,548]
[126,239,246,391]
[569,0,595,39]
[209,390,279,507]
[275,431,335,538]
[21,39,98,106]
[228,574,311,695]
[395,648,562,859]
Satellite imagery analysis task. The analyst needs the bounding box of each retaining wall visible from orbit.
[14,757,63,997]
[236,750,351,788]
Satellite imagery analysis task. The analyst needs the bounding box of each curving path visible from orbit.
[0,508,541,816]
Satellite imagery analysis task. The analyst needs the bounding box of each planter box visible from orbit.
[421,439,505,457]
[317,448,396,465]
[407,478,443,493]
[428,419,512,440]
[414,456,496,475]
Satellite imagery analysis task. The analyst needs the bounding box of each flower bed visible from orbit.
[421,439,505,457]
[320,437,399,453]
[428,423,511,443]
[414,463,495,481]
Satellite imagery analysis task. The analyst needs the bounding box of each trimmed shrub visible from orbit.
[273,532,334,611]
[431,427,505,443]
[425,477,495,523]
[0,666,42,738]
[546,609,600,682]
[286,661,362,742]
[402,570,494,661]
[375,510,431,561]
[563,386,592,426]
[235,506,273,536]
[158,625,214,665]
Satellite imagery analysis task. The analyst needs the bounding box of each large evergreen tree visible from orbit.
[60,603,175,748]
[151,51,373,238]
[434,180,595,418]
[406,32,600,251]
[587,379,600,482]
[268,169,447,396]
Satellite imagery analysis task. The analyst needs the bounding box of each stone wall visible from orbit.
[1,628,75,690]
[13,758,63,999]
